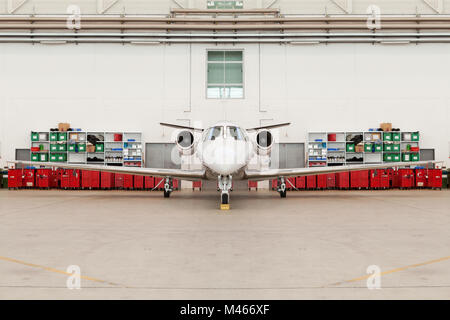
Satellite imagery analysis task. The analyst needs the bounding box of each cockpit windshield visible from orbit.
[206,126,223,140]
[227,126,244,140]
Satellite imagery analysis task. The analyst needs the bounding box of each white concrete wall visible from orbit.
[0,43,449,167]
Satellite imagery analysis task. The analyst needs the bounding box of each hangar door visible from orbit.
[273,143,305,169]
[145,143,181,169]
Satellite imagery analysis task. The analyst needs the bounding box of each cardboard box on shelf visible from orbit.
[58,123,70,132]
[355,144,364,153]
[86,144,96,153]
[380,123,392,132]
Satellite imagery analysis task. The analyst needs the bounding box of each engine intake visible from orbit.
[176,130,195,155]
[255,130,273,155]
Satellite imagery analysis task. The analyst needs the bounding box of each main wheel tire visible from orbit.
[280,190,287,198]
[221,193,229,204]
[164,190,171,198]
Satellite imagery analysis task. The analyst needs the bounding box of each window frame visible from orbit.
[206,49,245,100]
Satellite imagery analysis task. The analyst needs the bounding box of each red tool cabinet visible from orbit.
[271,179,278,190]
[317,174,327,189]
[134,175,144,189]
[326,173,336,189]
[36,169,52,189]
[144,176,154,189]
[414,169,427,188]
[396,169,414,189]
[295,176,306,189]
[306,175,316,189]
[370,169,389,189]
[61,169,81,189]
[173,179,179,190]
[192,180,202,190]
[115,174,124,189]
[101,172,115,189]
[7,169,23,189]
[248,180,258,190]
[23,169,35,188]
[427,169,442,189]
[82,170,100,189]
[351,170,369,189]
[335,172,349,189]
[123,174,133,189]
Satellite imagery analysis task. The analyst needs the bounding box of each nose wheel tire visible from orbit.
[164,190,171,198]
[221,193,229,204]
[280,190,287,198]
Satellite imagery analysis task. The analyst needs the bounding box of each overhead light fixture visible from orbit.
[130,41,161,45]
[379,40,411,45]
[289,41,321,45]
[39,40,68,45]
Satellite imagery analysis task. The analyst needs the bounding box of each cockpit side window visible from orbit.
[227,126,244,140]
[206,126,223,140]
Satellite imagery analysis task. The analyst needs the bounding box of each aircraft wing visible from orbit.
[246,122,291,132]
[9,161,206,181]
[244,160,440,180]
[160,122,204,132]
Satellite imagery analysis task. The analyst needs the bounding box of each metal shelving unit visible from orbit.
[308,131,420,167]
[30,131,143,167]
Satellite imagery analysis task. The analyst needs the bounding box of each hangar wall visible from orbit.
[0,43,449,167]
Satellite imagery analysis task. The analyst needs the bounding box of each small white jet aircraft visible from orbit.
[12,122,437,209]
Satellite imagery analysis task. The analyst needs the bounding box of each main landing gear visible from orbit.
[163,177,173,198]
[277,177,287,198]
[218,175,232,210]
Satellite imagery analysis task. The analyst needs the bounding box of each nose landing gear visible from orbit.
[277,176,287,198]
[218,175,232,210]
[163,177,173,198]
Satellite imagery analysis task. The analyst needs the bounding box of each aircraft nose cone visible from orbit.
[204,140,244,175]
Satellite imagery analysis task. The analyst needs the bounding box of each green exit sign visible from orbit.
[207,1,244,9]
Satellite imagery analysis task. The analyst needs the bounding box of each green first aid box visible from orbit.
[346,144,355,152]
[384,154,393,162]
[392,154,401,162]
[58,144,67,152]
[412,153,420,161]
[78,144,86,152]
[374,144,382,152]
[384,143,393,152]
[383,132,392,141]
[50,144,58,152]
[392,132,401,141]
[58,132,68,141]
[31,132,39,141]
[68,144,76,152]
[411,132,420,141]
[364,143,372,152]
[95,144,104,152]
[392,144,400,152]
[31,153,39,161]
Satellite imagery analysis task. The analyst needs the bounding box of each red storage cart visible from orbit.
[61,169,81,189]
[144,176,154,189]
[335,172,349,189]
[50,169,60,188]
[326,173,336,189]
[7,169,23,189]
[101,172,115,189]
[192,180,202,190]
[134,175,144,190]
[115,174,124,189]
[82,170,100,189]
[396,169,414,189]
[387,169,396,188]
[351,170,369,189]
[173,179,179,190]
[295,176,306,189]
[36,169,52,189]
[306,175,316,189]
[317,174,327,189]
[248,180,258,190]
[427,169,442,189]
[271,179,278,190]
[414,169,427,188]
[370,169,390,189]
[123,174,133,189]
[23,169,35,188]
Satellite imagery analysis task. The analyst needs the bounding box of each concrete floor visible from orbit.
[0,188,449,299]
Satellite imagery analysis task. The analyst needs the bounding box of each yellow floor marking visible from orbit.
[329,255,450,287]
[0,255,126,287]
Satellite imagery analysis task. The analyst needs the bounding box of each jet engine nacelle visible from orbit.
[176,130,195,155]
[255,130,274,156]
